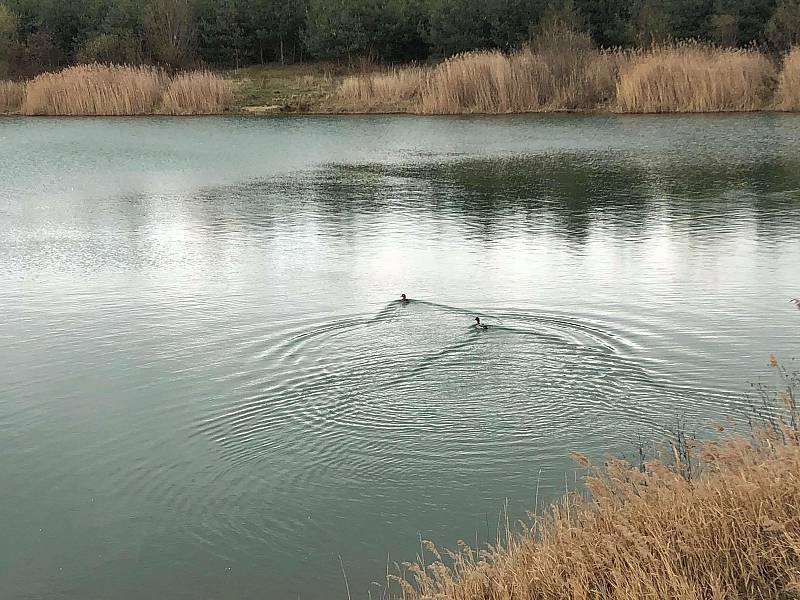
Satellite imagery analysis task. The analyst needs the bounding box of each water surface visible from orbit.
[1,114,799,599]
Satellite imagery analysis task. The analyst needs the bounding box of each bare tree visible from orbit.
[143,0,197,69]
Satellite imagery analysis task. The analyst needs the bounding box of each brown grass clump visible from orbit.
[338,43,788,114]
[21,64,166,116]
[158,70,234,115]
[397,363,800,600]
[776,46,800,111]
[616,43,775,113]
[338,66,427,112]
[338,46,625,114]
[0,80,25,114]
[420,51,519,114]
[18,64,233,116]
[401,441,800,599]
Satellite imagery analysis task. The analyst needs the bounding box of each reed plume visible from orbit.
[615,43,775,113]
[400,438,800,599]
[18,63,233,116]
[337,66,427,112]
[397,361,800,600]
[158,70,234,115]
[338,43,795,114]
[22,64,165,116]
[776,46,800,111]
[0,80,24,114]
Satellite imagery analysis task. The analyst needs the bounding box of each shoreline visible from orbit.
[398,358,800,600]
[2,107,799,118]
[2,44,799,117]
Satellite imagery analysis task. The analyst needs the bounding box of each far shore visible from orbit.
[2,43,799,117]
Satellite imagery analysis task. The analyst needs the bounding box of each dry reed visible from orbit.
[158,70,234,115]
[615,43,775,113]
[0,80,24,114]
[776,46,800,111]
[420,51,513,113]
[401,442,800,599]
[397,362,800,600]
[338,45,627,114]
[338,66,427,112]
[22,64,166,116]
[338,44,796,114]
[18,63,233,116]
[338,48,622,114]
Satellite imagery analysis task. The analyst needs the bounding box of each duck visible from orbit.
[474,316,488,330]
[400,293,410,304]
[791,298,800,310]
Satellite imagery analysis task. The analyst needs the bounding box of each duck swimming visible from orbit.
[792,298,800,310]
[474,316,488,330]
[400,293,409,304]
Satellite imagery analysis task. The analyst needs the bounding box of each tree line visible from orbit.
[1,0,800,77]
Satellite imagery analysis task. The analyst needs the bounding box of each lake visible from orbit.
[1,114,798,599]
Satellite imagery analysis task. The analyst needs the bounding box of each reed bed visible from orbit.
[420,51,519,113]
[615,44,775,113]
[15,63,232,116]
[338,44,800,114]
[776,46,800,111]
[337,66,427,112]
[0,80,24,114]
[339,49,623,113]
[401,440,800,599]
[158,70,234,115]
[22,64,165,116]
[397,361,800,600]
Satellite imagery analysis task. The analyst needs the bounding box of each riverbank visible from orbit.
[339,43,800,114]
[0,64,234,116]
[1,44,798,116]
[0,62,348,116]
[397,359,800,600]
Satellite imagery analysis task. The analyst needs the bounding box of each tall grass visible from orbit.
[397,360,800,600]
[616,43,775,113]
[337,66,427,112]
[0,80,24,114]
[420,51,519,114]
[339,43,800,114]
[17,63,233,116]
[159,70,234,115]
[776,46,800,111]
[339,47,623,114]
[22,64,166,116]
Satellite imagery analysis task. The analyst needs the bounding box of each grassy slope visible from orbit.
[225,63,353,113]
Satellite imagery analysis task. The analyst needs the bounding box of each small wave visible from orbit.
[193,299,727,488]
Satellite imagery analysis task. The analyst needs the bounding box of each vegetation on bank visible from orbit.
[226,62,350,113]
[2,42,800,115]
[0,77,21,112]
[778,47,800,110]
[0,63,232,115]
[338,42,799,114]
[2,0,800,116]
[616,44,774,112]
[394,358,800,600]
